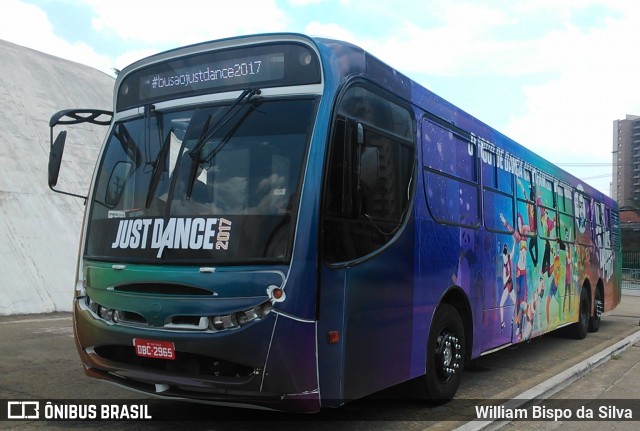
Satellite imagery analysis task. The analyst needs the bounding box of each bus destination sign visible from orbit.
[116,43,321,111]
[138,52,284,100]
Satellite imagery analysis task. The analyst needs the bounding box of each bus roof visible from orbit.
[114,32,613,205]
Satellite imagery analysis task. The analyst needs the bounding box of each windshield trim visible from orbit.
[111,85,325,124]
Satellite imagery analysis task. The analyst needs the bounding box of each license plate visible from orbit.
[133,338,176,360]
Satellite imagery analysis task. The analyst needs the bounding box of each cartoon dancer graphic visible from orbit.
[546,248,564,326]
[516,276,545,341]
[559,227,573,314]
[538,192,557,275]
[515,214,531,304]
[499,242,515,332]
[500,213,531,316]
[540,203,556,239]
[517,178,539,267]
[452,228,477,291]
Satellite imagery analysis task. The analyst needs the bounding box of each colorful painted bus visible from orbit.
[48,33,621,412]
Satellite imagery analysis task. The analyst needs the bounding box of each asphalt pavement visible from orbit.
[1,290,639,430]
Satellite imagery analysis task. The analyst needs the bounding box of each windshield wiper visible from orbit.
[185,88,261,200]
[113,123,142,167]
[145,127,174,208]
[201,105,256,164]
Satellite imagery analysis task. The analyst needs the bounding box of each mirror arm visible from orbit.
[48,186,87,202]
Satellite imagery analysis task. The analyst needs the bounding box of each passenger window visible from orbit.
[556,185,574,243]
[423,119,479,228]
[515,169,536,237]
[575,192,592,246]
[538,177,557,240]
[482,146,514,234]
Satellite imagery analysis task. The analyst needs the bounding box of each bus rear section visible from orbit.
[419,110,621,357]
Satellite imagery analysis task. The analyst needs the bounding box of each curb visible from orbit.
[454,329,640,431]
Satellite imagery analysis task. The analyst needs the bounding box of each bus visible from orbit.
[47,33,621,413]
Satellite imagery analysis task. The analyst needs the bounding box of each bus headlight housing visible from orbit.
[83,295,274,331]
[208,302,273,331]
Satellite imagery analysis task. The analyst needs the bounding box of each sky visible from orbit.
[2,0,639,196]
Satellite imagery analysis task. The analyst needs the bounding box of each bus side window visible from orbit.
[324,117,354,217]
[594,202,606,249]
[575,192,592,246]
[423,119,479,228]
[538,177,557,240]
[604,206,612,249]
[482,147,514,234]
[557,184,575,243]
[323,85,415,265]
[515,169,536,237]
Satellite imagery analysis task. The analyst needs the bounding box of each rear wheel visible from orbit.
[569,288,589,340]
[589,288,603,333]
[413,304,465,403]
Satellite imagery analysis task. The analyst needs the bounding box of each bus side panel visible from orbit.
[317,219,416,405]
[261,316,320,411]
[413,218,461,365]
[480,230,514,351]
[317,267,347,407]
[341,221,415,402]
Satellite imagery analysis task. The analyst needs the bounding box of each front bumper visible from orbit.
[73,298,320,412]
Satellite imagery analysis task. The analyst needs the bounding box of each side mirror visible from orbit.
[47,108,112,200]
[48,131,67,189]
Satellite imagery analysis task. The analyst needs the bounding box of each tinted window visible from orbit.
[323,86,415,264]
[423,119,479,227]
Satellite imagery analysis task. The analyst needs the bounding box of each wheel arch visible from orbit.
[440,287,473,362]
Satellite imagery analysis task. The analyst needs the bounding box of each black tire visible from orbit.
[413,303,465,403]
[569,288,589,340]
[589,288,603,333]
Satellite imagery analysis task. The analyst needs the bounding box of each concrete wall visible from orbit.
[0,39,114,315]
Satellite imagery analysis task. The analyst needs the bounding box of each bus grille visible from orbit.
[112,283,215,295]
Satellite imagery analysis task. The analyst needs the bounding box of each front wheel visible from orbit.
[413,303,466,403]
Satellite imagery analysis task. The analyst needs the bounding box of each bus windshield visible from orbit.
[85,97,317,264]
